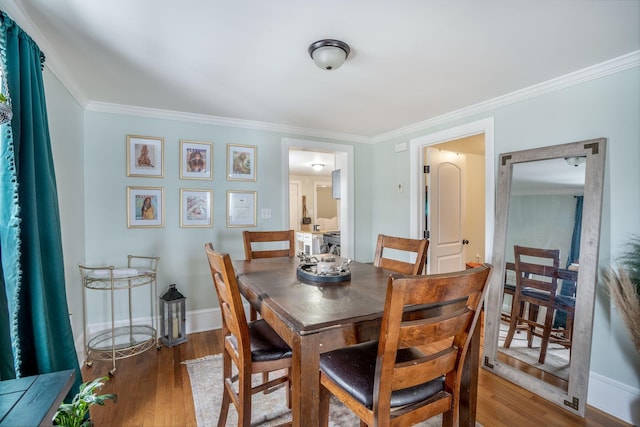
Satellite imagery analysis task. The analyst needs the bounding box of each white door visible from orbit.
[427,148,467,273]
[289,181,301,231]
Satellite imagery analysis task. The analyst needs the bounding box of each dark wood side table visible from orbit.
[0,369,75,426]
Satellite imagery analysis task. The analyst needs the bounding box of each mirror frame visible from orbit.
[483,138,606,416]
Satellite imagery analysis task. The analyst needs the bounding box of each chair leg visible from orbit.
[538,308,555,364]
[526,304,540,348]
[218,355,233,427]
[502,294,523,348]
[442,408,455,427]
[238,370,252,427]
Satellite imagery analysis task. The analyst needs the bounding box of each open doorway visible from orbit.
[282,138,354,258]
[409,118,495,273]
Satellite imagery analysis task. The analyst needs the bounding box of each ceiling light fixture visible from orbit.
[308,39,350,70]
[311,163,325,171]
[565,156,586,167]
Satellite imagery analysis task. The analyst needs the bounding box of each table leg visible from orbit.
[297,334,322,427]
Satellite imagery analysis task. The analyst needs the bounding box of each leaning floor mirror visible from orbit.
[483,138,606,416]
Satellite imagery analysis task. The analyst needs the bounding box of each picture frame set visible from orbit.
[227,144,257,181]
[127,186,164,228]
[126,134,258,228]
[180,189,213,228]
[227,190,257,227]
[180,140,212,180]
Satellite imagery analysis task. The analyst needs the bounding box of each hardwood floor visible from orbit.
[82,329,631,427]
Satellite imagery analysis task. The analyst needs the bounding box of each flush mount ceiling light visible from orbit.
[565,156,587,167]
[308,39,350,70]
[311,163,325,171]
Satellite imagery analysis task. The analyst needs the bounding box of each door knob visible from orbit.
[462,239,469,245]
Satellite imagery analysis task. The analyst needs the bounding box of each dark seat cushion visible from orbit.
[248,319,292,362]
[319,341,445,409]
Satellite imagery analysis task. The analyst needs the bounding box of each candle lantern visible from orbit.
[159,284,187,347]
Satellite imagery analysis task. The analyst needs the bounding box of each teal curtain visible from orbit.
[0,12,81,393]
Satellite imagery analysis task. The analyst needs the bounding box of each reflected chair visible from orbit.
[502,245,573,364]
[373,234,429,275]
[318,264,492,427]
[243,230,295,321]
[205,243,292,427]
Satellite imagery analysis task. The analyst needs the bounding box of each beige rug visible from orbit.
[497,321,571,380]
[184,354,481,427]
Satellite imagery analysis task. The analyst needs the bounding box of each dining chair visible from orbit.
[243,230,296,321]
[373,234,429,275]
[502,245,573,364]
[318,264,492,427]
[204,243,292,427]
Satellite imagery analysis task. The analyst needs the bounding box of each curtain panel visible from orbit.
[0,12,80,394]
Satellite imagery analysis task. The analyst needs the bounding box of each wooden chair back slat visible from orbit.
[243,230,295,260]
[373,234,429,275]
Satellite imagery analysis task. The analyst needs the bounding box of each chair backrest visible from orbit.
[243,230,296,260]
[204,243,251,361]
[373,234,428,275]
[373,264,492,425]
[513,245,560,307]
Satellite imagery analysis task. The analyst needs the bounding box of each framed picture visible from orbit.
[127,186,164,228]
[180,189,213,228]
[227,190,256,227]
[127,135,164,177]
[180,140,212,180]
[227,144,256,181]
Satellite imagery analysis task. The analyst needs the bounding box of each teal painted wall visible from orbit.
[81,112,370,313]
[372,66,640,397]
[43,69,85,341]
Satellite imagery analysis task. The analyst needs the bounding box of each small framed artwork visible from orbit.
[127,135,164,177]
[227,190,257,227]
[127,186,164,228]
[180,140,212,180]
[180,188,213,228]
[227,144,256,181]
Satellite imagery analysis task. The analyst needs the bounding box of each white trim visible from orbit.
[409,117,495,264]
[84,51,639,144]
[588,371,640,425]
[85,101,371,144]
[373,51,640,143]
[8,0,635,149]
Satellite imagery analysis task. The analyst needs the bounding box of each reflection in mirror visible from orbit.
[483,138,606,417]
[497,159,585,384]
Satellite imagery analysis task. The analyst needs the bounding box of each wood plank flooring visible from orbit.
[81,329,631,427]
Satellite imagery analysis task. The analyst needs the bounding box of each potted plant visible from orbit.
[601,235,640,352]
[53,376,117,427]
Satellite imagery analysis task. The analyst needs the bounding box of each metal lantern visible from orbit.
[159,284,187,347]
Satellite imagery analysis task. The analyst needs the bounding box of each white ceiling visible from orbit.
[1,1,638,140]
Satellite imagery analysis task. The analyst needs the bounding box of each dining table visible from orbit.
[233,256,481,427]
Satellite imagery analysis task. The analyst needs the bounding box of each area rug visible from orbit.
[497,321,570,380]
[183,354,481,427]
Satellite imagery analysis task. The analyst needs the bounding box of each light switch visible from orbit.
[261,208,272,219]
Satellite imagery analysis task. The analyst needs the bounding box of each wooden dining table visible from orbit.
[233,257,481,427]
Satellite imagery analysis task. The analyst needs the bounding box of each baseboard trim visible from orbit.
[588,371,639,425]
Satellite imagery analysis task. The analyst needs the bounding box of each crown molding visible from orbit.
[372,50,640,143]
[85,101,371,144]
[4,0,636,146]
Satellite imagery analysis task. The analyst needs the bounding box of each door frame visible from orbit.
[282,138,355,258]
[409,117,495,263]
